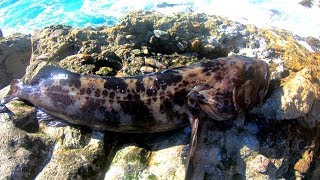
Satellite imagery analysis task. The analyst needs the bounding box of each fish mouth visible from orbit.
[198,102,234,121]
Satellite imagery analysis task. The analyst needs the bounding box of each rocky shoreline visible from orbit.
[1,11,320,179]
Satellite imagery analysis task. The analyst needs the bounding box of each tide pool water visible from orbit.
[0,0,319,38]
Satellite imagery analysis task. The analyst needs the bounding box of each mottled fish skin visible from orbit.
[1,55,270,133]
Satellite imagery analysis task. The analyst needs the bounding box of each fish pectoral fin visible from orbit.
[187,85,210,109]
[188,85,235,121]
[186,115,209,180]
[36,109,70,127]
[185,115,199,180]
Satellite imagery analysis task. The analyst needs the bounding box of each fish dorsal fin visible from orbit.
[29,65,80,85]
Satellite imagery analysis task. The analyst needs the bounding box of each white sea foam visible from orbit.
[0,0,319,38]
[153,0,320,38]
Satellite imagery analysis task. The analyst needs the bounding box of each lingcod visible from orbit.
[0,55,270,178]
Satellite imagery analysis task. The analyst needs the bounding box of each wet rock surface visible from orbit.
[0,33,32,89]
[1,11,320,179]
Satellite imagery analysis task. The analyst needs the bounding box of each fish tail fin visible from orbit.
[0,79,22,113]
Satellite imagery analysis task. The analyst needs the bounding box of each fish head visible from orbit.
[188,56,270,121]
[232,57,270,112]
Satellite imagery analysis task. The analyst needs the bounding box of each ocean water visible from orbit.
[0,0,319,38]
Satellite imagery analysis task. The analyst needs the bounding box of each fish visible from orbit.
[0,55,270,178]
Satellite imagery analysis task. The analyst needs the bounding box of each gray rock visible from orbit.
[125,34,136,40]
[153,30,170,41]
[105,131,188,179]
[0,29,3,37]
[35,129,106,179]
[176,41,188,51]
[79,40,100,54]
[0,34,31,89]
[149,35,158,44]
[50,29,67,38]
[0,111,54,179]
[251,67,319,122]
[306,36,320,52]
[140,65,154,73]
[299,100,320,128]
[144,57,165,68]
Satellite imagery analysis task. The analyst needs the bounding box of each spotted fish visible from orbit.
[0,55,270,178]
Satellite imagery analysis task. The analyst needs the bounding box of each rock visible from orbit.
[115,34,127,45]
[50,29,67,38]
[153,30,169,41]
[0,29,3,37]
[0,34,32,89]
[1,11,320,179]
[58,54,96,74]
[98,51,122,71]
[140,65,154,73]
[309,161,320,179]
[130,49,142,55]
[0,105,54,178]
[176,41,188,51]
[294,148,314,174]
[144,57,166,68]
[300,100,320,128]
[142,46,149,55]
[249,155,270,173]
[79,40,100,54]
[190,38,202,51]
[37,53,50,61]
[35,130,106,179]
[306,36,320,52]
[96,66,113,76]
[149,35,158,44]
[192,21,201,29]
[105,131,188,179]
[298,0,314,8]
[125,34,136,40]
[251,67,319,122]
